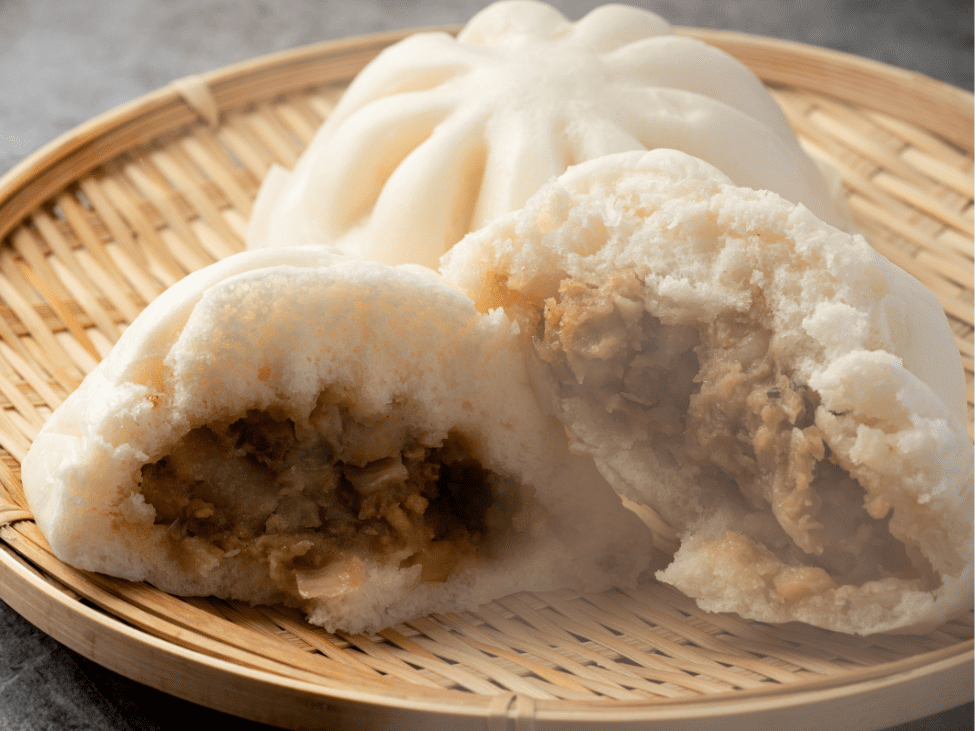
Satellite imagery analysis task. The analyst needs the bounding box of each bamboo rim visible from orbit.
[1,536,970,729]
[0,25,971,730]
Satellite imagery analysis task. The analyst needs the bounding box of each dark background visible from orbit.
[1,0,972,176]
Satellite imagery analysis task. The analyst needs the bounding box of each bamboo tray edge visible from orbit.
[0,24,971,731]
[2,537,970,729]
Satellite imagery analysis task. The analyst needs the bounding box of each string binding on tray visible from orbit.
[169,74,222,129]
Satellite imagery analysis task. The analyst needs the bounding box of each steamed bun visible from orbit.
[441,149,973,635]
[247,1,847,269]
[21,247,651,633]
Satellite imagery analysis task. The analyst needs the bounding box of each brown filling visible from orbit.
[536,273,920,593]
[140,400,543,602]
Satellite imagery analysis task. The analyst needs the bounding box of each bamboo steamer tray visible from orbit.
[0,25,972,731]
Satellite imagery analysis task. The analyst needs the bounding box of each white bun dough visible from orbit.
[22,247,651,633]
[247,1,848,269]
[441,149,973,635]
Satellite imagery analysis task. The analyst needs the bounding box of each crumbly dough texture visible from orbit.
[441,149,974,635]
[22,247,651,633]
[247,0,848,269]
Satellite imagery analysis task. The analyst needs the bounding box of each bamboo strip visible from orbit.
[21,336,83,398]
[2,407,38,446]
[243,104,305,168]
[98,173,188,282]
[872,172,975,236]
[274,101,325,145]
[179,132,256,216]
[491,594,585,646]
[0,406,32,463]
[55,192,134,298]
[806,107,930,189]
[338,631,502,694]
[103,242,163,304]
[10,227,74,304]
[916,249,974,290]
[15,260,99,359]
[218,115,279,178]
[0,341,64,410]
[901,147,975,198]
[78,177,150,268]
[394,622,599,695]
[470,602,656,685]
[52,331,98,375]
[0,246,44,308]
[0,273,84,386]
[937,228,975,262]
[46,256,124,345]
[188,216,241,261]
[864,108,971,164]
[213,126,272,181]
[847,193,971,271]
[306,89,341,121]
[122,159,214,265]
[259,606,400,678]
[220,207,249,243]
[30,211,104,297]
[435,612,694,694]
[553,594,735,671]
[403,619,563,698]
[529,598,761,694]
[156,228,214,273]
[487,606,719,696]
[0,367,45,430]
[323,640,462,689]
[419,616,681,700]
[149,149,244,248]
[580,592,784,685]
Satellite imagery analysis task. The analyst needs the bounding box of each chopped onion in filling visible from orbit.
[536,273,924,593]
[139,400,545,601]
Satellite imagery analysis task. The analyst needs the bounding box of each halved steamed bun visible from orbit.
[21,247,651,633]
[441,149,973,635]
[247,0,848,269]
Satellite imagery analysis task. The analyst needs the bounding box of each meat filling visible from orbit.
[536,273,920,592]
[139,400,544,602]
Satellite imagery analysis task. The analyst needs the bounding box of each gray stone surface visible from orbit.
[0,0,971,175]
[0,1,972,729]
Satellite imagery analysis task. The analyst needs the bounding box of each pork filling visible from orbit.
[139,400,544,601]
[537,273,923,594]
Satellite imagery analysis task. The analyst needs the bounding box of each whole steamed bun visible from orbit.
[441,149,973,636]
[247,1,847,269]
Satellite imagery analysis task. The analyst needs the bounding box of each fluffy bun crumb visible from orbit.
[442,149,973,635]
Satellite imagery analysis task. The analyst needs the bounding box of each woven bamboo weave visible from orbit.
[0,27,971,731]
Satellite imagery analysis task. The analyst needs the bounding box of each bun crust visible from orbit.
[247,1,848,268]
